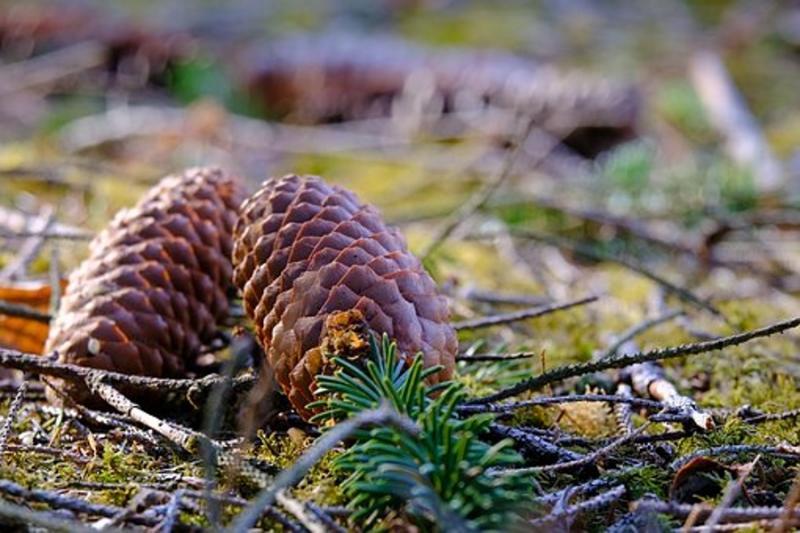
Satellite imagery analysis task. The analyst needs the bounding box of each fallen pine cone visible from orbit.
[44,167,244,406]
[233,175,457,419]
[0,4,192,88]
[239,33,639,157]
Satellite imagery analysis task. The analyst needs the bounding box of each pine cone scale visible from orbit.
[233,174,457,419]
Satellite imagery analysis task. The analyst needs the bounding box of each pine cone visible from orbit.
[240,33,638,157]
[45,167,244,406]
[233,175,457,419]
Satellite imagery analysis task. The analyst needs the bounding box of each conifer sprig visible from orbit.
[309,334,531,531]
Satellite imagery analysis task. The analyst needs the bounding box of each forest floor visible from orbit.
[2,1,800,531]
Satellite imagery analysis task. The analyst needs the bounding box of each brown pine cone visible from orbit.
[45,167,244,406]
[239,33,638,157]
[233,174,457,419]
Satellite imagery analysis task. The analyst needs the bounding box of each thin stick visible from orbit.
[773,470,800,533]
[179,488,343,529]
[453,294,598,331]
[599,309,684,359]
[614,383,635,436]
[86,374,275,490]
[276,490,327,533]
[529,485,626,529]
[41,377,163,451]
[458,393,663,415]
[2,443,90,464]
[672,445,800,471]
[635,499,800,524]
[0,479,159,527]
[0,229,93,241]
[229,404,419,533]
[0,497,97,533]
[0,300,51,323]
[516,194,697,256]
[160,488,185,532]
[0,205,89,239]
[0,41,106,96]
[622,356,713,430]
[420,116,539,259]
[489,423,584,464]
[200,345,250,527]
[738,407,800,425]
[689,49,783,194]
[461,287,550,307]
[467,316,800,404]
[482,228,723,317]
[456,351,538,362]
[702,456,760,530]
[496,422,650,475]
[0,378,27,457]
[50,242,62,313]
[87,373,199,451]
[0,209,53,281]
[305,502,348,533]
[0,347,255,394]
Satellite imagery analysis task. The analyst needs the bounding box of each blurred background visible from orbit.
[3,0,800,361]
[4,3,800,529]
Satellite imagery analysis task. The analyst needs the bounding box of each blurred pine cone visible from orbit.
[233,175,457,419]
[45,167,244,406]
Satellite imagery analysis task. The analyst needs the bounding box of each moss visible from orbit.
[397,3,533,49]
[252,431,346,507]
[654,80,715,143]
[615,465,672,500]
[677,419,758,456]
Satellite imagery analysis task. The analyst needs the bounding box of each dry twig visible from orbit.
[229,404,419,532]
[453,294,598,331]
[468,316,800,404]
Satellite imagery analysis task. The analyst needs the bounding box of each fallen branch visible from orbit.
[496,422,651,475]
[460,287,550,307]
[0,478,160,527]
[0,377,27,456]
[0,300,51,323]
[229,404,419,532]
[0,205,90,240]
[467,316,800,404]
[459,393,663,415]
[613,383,635,436]
[456,351,538,362]
[421,116,540,259]
[453,294,598,331]
[621,356,713,430]
[0,347,256,396]
[599,309,684,360]
[703,456,760,530]
[85,373,275,490]
[0,228,92,241]
[473,228,723,317]
[0,41,106,96]
[86,372,200,451]
[0,497,96,533]
[672,444,800,470]
[488,423,584,464]
[737,407,800,425]
[2,443,90,464]
[634,499,800,525]
[689,49,783,194]
[529,484,626,529]
[276,490,327,533]
[0,208,53,281]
